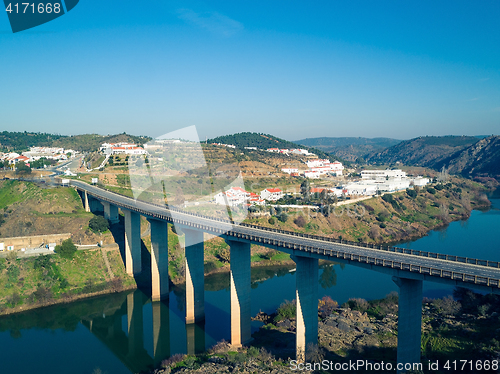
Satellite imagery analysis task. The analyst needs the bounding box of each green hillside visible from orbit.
[0,131,151,153]
[295,136,401,162]
[208,132,345,163]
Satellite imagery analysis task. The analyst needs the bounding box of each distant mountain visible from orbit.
[365,136,479,167]
[433,136,500,178]
[208,132,344,163]
[295,137,401,162]
[0,131,151,153]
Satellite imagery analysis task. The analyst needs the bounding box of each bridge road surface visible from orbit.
[70,180,500,292]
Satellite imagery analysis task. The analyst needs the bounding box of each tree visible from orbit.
[89,215,110,233]
[300,179,311,202]
[278,212,288,223]
[15,161,31,175]
[406,188,417,198]
[55,238,77,259]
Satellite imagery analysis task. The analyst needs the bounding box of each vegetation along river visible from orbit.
[1,188,499,374]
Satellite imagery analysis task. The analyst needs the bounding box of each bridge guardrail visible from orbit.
[72,181,500,288]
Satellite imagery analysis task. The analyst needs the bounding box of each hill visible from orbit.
[207,132,344,162]
[365,135,479,167]
[433,135,500,179]
[295,137,401,162]
[0,131,150,153]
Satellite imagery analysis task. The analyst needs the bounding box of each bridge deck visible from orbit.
[71,180,500,291]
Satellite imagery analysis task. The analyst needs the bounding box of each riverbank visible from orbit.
[147,290,500,374]
[0,247,136,316]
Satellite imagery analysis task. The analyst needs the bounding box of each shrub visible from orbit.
[406,188,417,198]
[382,194,394,203]
[319,296,338,318]
[55,238,77,259]
[278,212,288,223]
[268,217,276,225]
[379,222,387,229]
[432,296,460,316]
[274,300,296,322]
[427,187,436,195]
[294,215,307,227]
[344,297,369,312]
[377,211,390,222]
[89,215,109,233]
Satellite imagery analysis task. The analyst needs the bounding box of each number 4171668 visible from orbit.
[5,3,62,14]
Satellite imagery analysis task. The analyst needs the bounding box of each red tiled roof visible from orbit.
[266,188,282,193]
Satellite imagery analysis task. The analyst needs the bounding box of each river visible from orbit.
[1,188,499,374]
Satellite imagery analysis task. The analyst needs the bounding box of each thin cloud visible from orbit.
[176,9,243,37]
[467,97,480,102]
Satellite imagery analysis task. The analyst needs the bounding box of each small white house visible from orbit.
[260,188,283,201]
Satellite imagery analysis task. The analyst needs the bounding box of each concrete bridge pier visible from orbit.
[127,292,144,358]
[183,228,205,324]
[84,191,90,212]
[124,210,142,275]
[148,219,169,301]
[393,276,423,373]
[102,201,120,224]
[152,301,170,366]
[292,255,319,362]
[226,239,252,347]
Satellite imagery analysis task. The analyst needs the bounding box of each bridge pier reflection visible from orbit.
[127,291,144,358]
[186,320,206,355]
[293,255,319,362]
[152,301,170,366]
[393,276,423,373]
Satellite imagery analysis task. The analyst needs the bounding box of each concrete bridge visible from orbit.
[73,180,500,370]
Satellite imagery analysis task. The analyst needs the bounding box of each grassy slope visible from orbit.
[0,249,136,315]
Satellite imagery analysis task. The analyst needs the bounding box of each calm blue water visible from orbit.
[1,189,499,374]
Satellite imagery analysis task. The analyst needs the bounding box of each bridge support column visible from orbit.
[102,202,120,224]
[127,291,144,358]
[292,255,318,362]
[124,210,142,275]
[226,239,251,347]
[393,277,423,373]
[152,301,170,366]
[148,219,169,301]
[184,229,205,324]
[84,191,90,212]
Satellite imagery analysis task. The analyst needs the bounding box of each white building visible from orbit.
[411,177,430,187]
[260,188,284,201]
[361,169,407,180]
[281,168,299,174]
[214,187,251,206]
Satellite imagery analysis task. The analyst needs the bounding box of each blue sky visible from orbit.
[1,1,499,141]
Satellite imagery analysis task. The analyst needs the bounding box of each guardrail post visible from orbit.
[392,277,423,373]
[124,210,142,275]
[226,239,252,347]
[148,219,169,301]
[184,228,205,324]
[291,255,318,362]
